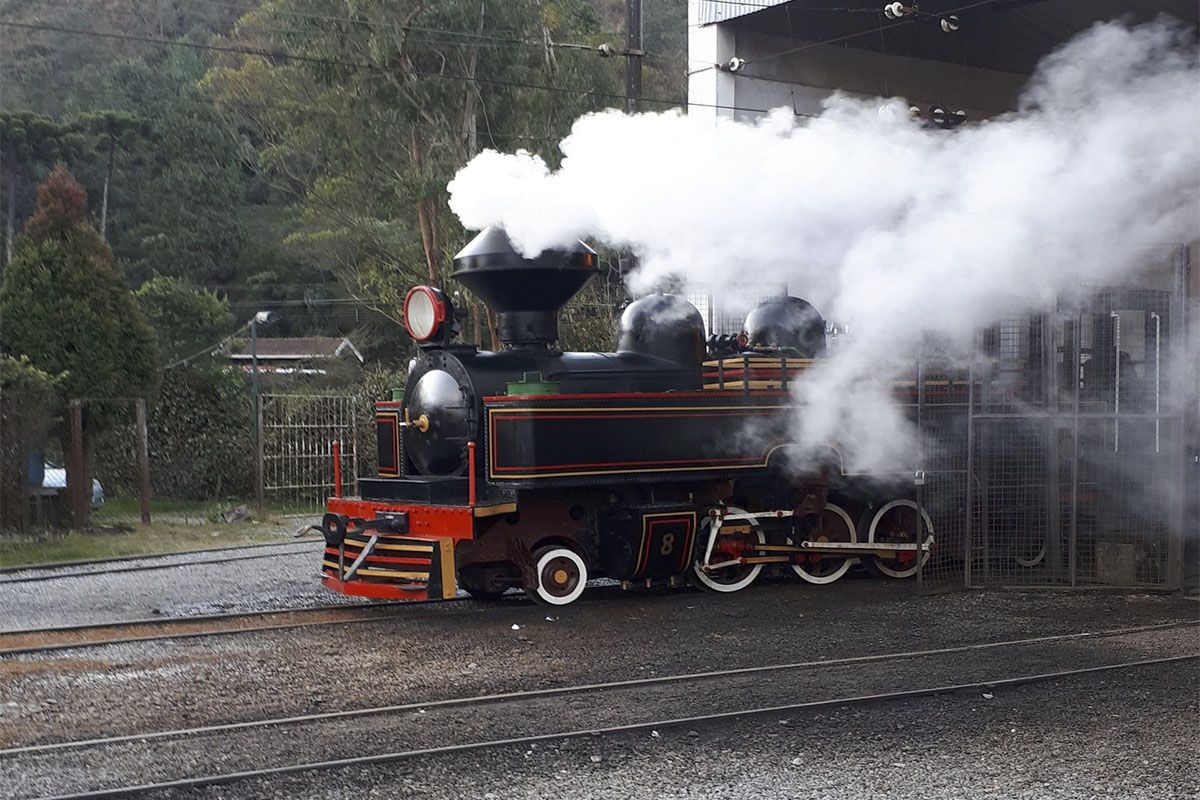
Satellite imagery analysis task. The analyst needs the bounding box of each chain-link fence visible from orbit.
[918,245,1191,591]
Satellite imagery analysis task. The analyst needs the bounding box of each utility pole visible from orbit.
[135,398,151,525]
[619,0,643,276]
[249,311,275,511]
[625,0,642,114]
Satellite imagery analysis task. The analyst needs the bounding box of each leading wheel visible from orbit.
[790,503,856,585]
[528,546,588,606]
[690,507,766,593]
[458,564,512,601]
[865,499,933,579]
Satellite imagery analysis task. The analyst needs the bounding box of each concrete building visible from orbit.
[687,0,1199,299]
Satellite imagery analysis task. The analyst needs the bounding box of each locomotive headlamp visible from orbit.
[403,285,448,343]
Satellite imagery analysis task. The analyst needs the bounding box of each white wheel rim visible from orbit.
[791,503,856,585]
[691,508,765,593]
[533,548,587,606]
[867,499,933,579]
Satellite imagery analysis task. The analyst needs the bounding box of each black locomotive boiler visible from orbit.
[319,227,935,605]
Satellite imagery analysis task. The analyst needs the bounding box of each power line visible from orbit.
[17,0,629,55]
[143,0,627,44]
[162,321,250,369]
[1,75,575,143]
[0,20,812,118]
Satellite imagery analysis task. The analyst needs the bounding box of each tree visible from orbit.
[136,275,235,365]
[70,111,152,240]
[203,0,619,326]
[121,91,247,285]
[0,166,159,525]
[0,112,71,268]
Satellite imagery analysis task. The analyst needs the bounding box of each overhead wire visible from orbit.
[17,0,627,54]
[162,321,250,369]
[140,0,627,45]
[0,75,575,143]
[0,20,816,118]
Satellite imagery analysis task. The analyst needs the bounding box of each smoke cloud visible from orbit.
[448,20,1199,473]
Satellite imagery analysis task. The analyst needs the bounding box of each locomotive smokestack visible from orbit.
[452,226,597,349]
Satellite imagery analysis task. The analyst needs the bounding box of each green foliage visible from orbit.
[121,94,247,285]
[68,111,153,237]
[136,276,235,365]
[0,355,64,531]
[203,0,621,342]
[0,111,81,262]
[0,167,159,430]
[0,111,72,165]
[1,0,691,373]
[93,362,253,500]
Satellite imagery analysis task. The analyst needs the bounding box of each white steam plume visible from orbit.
[448,20,1199,472]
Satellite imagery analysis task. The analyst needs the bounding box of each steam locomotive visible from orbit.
[318,227,934,605]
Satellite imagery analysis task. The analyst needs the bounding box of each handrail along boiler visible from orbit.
[319,227,937,605]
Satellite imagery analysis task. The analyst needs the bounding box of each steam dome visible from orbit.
[743,296,826,358]
[617,294,706,367]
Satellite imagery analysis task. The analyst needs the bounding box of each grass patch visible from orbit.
[94,496,324,523]
[93,496,232,523]
[0,522,298,568]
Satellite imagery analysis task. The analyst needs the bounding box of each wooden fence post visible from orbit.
[69,399,89,529]
[135,398,152,525]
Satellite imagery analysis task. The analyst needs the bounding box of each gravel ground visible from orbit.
[2,579,1196,746]
[1,563,1197,798]
[4,626,1195,798]
[176,659,1197,800]
[0,538,359,633]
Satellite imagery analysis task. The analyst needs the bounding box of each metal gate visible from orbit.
[920,246,1191,591]
[259,394,358,513]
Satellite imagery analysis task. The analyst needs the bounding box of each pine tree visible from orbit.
[0,165,159,526]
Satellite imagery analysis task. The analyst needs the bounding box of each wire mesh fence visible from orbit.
[259,393,358,514]
[918,245,1191,591]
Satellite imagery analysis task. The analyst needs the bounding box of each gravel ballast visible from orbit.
[1,551,1197,798]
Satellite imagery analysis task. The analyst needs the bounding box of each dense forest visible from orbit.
[0,0,686,519]
[0,0,686,359]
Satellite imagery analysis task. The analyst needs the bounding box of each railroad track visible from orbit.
[5,622,1195,800]
[0,582,634,656]
[0,539,323,585]
[0,597,476,657]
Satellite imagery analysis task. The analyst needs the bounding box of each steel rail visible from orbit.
[31,654,1197,800]
[0,599,391,637]
[0,597,483,657]
[0,543,324,585]
[2,581,629,653]
[0,537,321,575]
[6,620,1193,757]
